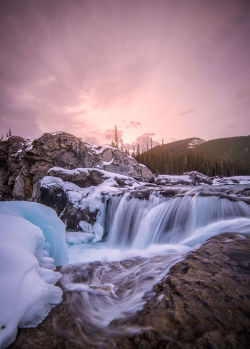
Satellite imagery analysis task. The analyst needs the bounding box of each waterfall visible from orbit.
[105,192,250,248]
[64,189,250,345]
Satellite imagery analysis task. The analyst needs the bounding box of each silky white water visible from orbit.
[63,190,250,346]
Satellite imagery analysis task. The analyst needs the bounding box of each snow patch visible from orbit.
[102,158,114,166]
[187,138,205,149]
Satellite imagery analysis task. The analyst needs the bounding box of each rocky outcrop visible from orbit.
[155,171,213,186]
[39,168,142,231]
[155,172,250,186]
[9,233,250,349]
[0,132,153,201]
[47,167,141,188]
[186,170,213,185]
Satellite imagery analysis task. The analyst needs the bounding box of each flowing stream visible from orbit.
[62,187,250,346]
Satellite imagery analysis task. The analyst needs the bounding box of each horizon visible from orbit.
[1,0,250,145]
[2,129,250,151]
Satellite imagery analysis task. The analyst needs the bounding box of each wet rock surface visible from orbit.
[108,233,250,349]
[9,233,250,349]
[0,132,153,201]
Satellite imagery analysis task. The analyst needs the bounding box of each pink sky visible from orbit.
[0,0,250,145]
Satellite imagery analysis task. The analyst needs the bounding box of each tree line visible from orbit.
[134,145,250,176]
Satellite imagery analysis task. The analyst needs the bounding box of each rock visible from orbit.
[0,132,153,201]
[39,168,141,230]
[9,233,250,349]
[0,136,28,199]
[155,174,193,186]
[155,171,213,186]
[47,167,140,188]
[185,171,213,185]
[107,233,250,348]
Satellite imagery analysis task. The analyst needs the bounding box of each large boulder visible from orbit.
[0,132,153,201]
[9,233,250,348]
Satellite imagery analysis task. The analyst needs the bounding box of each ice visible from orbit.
[0,201,68,266]
[0,205,65,348]
[67,232,94,244]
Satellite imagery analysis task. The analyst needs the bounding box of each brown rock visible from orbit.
[9,233,250,349]
[0,132,153,201]
[108,233,250,348]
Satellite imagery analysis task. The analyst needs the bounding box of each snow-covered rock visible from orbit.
[213,176,250,185]
[0,132,153,201]
[155,172,250,187]
[0,201,67,348]
[39,167,143,233]
[185,171,213,185]
[155,171,212,186]
[155,174,193,186]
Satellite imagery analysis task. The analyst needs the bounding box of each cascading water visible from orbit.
[63,187,250,347]
[105,192,250,248]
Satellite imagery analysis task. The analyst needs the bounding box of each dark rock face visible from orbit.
[0,136,27,199]
[0,132,153,201]
[9,233,250,349]
[108,233,250,349]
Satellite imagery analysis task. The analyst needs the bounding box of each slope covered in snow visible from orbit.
[0,202,68,348]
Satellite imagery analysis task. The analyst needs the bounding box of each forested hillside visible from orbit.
[134,136,250,176]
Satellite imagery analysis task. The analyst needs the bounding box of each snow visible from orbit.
[213,176,250,185]
[51,131,64,136]
[48,166,134,180]
[84,143,117,155]
[156,174,192,185]
[47,167,141,188]
[42,167,142,241]
[24,138,34,152]
[187,138,205,148]
[156,173,250,186]
[102,158,114,166]
[0,202,66,348]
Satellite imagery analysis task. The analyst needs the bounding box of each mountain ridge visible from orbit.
[136,135,250,176]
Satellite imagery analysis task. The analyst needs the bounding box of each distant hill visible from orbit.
[149,137,205,154]
[194,136,250,163]
[135,135,250,176]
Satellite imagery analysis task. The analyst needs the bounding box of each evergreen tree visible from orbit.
[114,125,119,149]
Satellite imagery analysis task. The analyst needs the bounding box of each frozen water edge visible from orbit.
[0,202,68,348]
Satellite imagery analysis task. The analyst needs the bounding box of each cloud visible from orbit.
[235,86,250,99]
[178,108,194,117]
[134,133,160,150]
[0,0,250,143]
[126,121,142,128]
[104,128,123,143]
